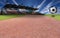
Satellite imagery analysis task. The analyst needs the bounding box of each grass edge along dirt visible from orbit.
[0,15,24,20]
[46,14,60,20]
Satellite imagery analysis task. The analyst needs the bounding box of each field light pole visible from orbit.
[49,6,57,17]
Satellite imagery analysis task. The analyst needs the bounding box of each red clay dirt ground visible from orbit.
[0,15,60,38]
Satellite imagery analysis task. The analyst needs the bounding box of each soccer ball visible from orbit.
[49,6,57,14]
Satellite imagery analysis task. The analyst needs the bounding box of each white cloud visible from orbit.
[12,0,18,5]
[34,0,46,12]
[37,0,46,8]
[40,1,53,14]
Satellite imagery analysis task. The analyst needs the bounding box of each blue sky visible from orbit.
[0,0,60,14]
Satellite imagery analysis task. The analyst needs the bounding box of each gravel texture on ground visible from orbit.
[0,15,60,38]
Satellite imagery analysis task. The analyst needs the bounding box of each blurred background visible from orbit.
[0,0,60,14]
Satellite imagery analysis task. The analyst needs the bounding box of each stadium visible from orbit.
[0,0,45,15]
[0,0,60,38]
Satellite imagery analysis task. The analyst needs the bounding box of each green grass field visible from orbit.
[0,15,24,20]
[0,14,60,20]
[46,14,60,20]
